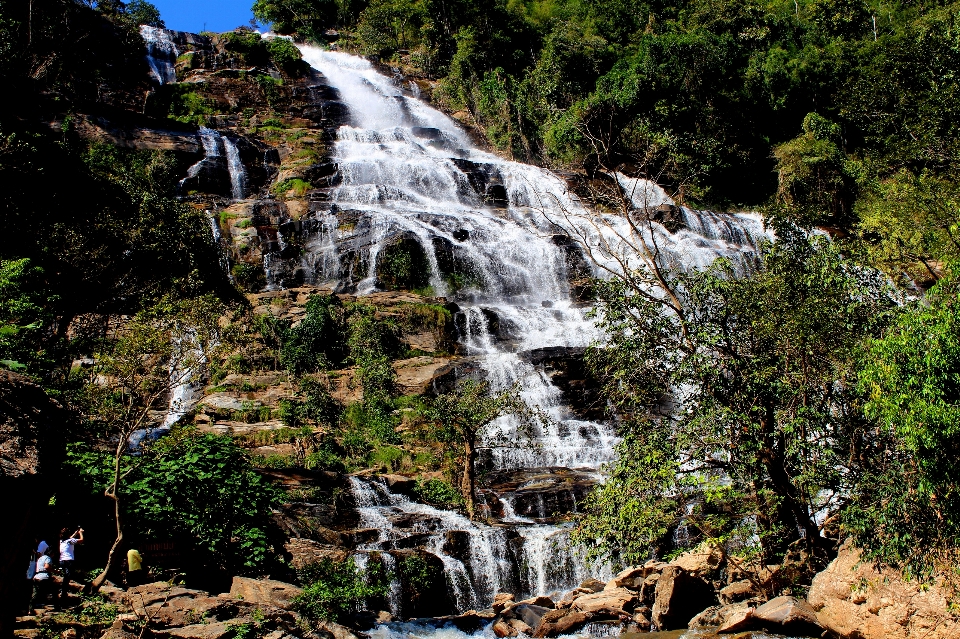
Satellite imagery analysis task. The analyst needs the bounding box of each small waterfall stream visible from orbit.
[270,46,774,614]
[141,25,179,85]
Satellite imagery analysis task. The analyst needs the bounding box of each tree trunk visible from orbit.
[758,412,824,554]
[461,436,477,519]
[91,443,126,591]
[90,490,123,591]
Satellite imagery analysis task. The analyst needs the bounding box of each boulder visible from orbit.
[316,620,361,639]
[753,596,820,635]
[578,578,606,593]
[651,566,717,630]
[688,605,723,628]
[518,596,555,609]
[508,619,533,635]
[532,610,593,638]
[669,543,723,577]
[492,619,514,637]
[605,566,646,590]
[229,577,302,609]
[164,622,235,639]
[718,603,757,633]
[719,579,759,604]
[808,543,959,639]
[571,587,638,616]
[492,593,515,614]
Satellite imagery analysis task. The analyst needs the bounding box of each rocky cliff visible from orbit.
[1,371,67,636]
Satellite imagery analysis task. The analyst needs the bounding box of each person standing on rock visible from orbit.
[30,547,54,611]
[126,547,144,588]
[57,528,83,609]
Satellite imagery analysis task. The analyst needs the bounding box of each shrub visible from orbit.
[292,558,388,622]
[413,478,464,508]
[266,37,307,76]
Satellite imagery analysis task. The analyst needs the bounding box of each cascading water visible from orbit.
[140,25,178,85]
[179,128,248,201]
[223,136,248,200]
[281,46,773,614]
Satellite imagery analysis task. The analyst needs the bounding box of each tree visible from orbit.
[848,270,960,579]
[569,216,894,567]
[422,380,527,519]
[772,113,858,227]
[855,170,960,287]
[0,258,59,376]
[126,0,164,28]
[70,295,226,590]
[127,429,282,577]
[292,557,388,622]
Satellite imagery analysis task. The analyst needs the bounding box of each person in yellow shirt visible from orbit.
[126,548,144,588]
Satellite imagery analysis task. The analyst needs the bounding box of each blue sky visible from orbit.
[152,0,259,34]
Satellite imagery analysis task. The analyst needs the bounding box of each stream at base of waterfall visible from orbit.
[269,44,776,626]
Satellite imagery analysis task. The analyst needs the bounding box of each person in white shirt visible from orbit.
[30,548,54,610]
[57,527,83,609]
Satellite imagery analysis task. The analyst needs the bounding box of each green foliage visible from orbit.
[221,29,270,67]
[292,557,389,622]
[0,258,60,375]
[413,477,464,508]
[575,228,895,565]
[264,294,348,375]
[253,0,347,42]
[127,429,283,573]
[376,239,431,291]
[265,37,308,76]
[272,178,313,196]
[848,271,960,577]
[66,428,282,576]
[773,113,858,226]
[855,171,960,287]
[127,0,165,28]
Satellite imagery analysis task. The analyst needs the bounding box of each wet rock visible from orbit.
[750,596,821,635]
[411,127,443,140]
[689,605,723,628]
[718,603,757,633]
[517,347,604,421]
[381,474,416,494]
[492,619,514,637]
[506,604,552,629]
[508,619,533,635]
[532,610,593,638]
[453,229,469,242]
[316,620,361,639]
[650,566,717,630]
[228,577,301,609]
[485,183,509,208]
[493,593,515,614]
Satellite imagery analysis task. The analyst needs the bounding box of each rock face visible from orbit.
[0,371,66,637]
[808,543,960,639]
[650,566,717,630]
[229,576,302,609]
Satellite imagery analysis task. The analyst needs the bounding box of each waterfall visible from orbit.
[140,25,178,85]
[223,137,248,200]
[281,47,771,614]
